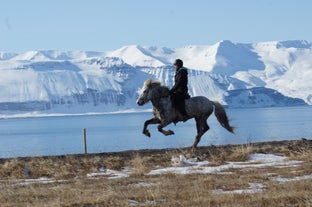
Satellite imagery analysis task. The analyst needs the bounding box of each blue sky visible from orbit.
[1,0,311,52]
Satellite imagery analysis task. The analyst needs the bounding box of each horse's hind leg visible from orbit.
[158,120,174,136]
[192,118,209,149]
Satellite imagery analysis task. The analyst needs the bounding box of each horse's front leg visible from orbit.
[143,117,161,137]
[158,120,174,136]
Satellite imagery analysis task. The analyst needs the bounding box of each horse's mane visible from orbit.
[144,78,170,96]
[144,78,163,88]
[144,78,161,87]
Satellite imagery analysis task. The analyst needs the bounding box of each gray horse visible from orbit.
[136,78,235,149]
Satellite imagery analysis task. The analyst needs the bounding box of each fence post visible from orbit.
[83,128,87,155]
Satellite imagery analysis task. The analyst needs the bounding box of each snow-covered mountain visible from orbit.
[0,40,310,115]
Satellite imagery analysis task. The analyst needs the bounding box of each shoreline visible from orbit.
[0,109,152,119]
[1,138,310,162]
[1,105,311,119]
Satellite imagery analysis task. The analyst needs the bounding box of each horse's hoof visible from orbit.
[168,130,174,135]
[143,131,151,137]
[191,145,197,151]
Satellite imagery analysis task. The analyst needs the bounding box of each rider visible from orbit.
[170,59,190,121]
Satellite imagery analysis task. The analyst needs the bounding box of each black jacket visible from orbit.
[170,67,189,98]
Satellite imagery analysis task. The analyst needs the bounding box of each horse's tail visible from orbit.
[212,101,235,134]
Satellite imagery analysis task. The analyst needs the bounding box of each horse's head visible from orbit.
[136,78,154,106]
[137,78,170,106]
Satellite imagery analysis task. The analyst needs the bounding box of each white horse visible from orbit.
[136,78,234,148]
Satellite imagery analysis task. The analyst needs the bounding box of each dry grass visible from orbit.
[0,139,311,207]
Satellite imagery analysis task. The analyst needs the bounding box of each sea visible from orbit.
[0,106,311,158]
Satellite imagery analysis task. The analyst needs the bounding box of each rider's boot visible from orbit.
[180,109,188,122]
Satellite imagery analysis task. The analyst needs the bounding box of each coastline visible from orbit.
[1,138,310,162]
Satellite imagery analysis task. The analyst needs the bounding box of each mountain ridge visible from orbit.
[0,40,311,115]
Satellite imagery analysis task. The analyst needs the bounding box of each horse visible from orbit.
[136,78,235,149]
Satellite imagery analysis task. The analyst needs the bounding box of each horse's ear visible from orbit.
[144,78,153,88]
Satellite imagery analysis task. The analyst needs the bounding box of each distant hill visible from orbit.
[0,40,310,115]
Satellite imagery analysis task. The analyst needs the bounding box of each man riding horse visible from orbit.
[136,78,234,149]
[170,59,190,122]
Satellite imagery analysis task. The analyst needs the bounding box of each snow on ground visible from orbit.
[4,153,311,195]
[14,177,67,185]
[212,183,265,195]
[87,167,130,180]
[45,154,309,182]
[270,174,312,183]
[147,153,303,175]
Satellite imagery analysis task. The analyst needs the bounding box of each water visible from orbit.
[0,106,311,158]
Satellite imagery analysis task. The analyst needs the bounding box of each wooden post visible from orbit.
[83,128,87,155]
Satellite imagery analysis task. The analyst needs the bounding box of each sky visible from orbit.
[1,0,312,53]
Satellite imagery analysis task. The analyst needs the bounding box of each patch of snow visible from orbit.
[16,177,67,185]
[248,153,286,162]
[270,174,312,183]
[128,182,159,187]
[147,153,303,176]
[213,182,264,195]
[171,155,205,167]
[87,169,129,179]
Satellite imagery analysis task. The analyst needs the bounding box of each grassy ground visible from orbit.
[0,139,311,207]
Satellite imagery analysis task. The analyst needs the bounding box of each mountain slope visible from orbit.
[0,40,311,114]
